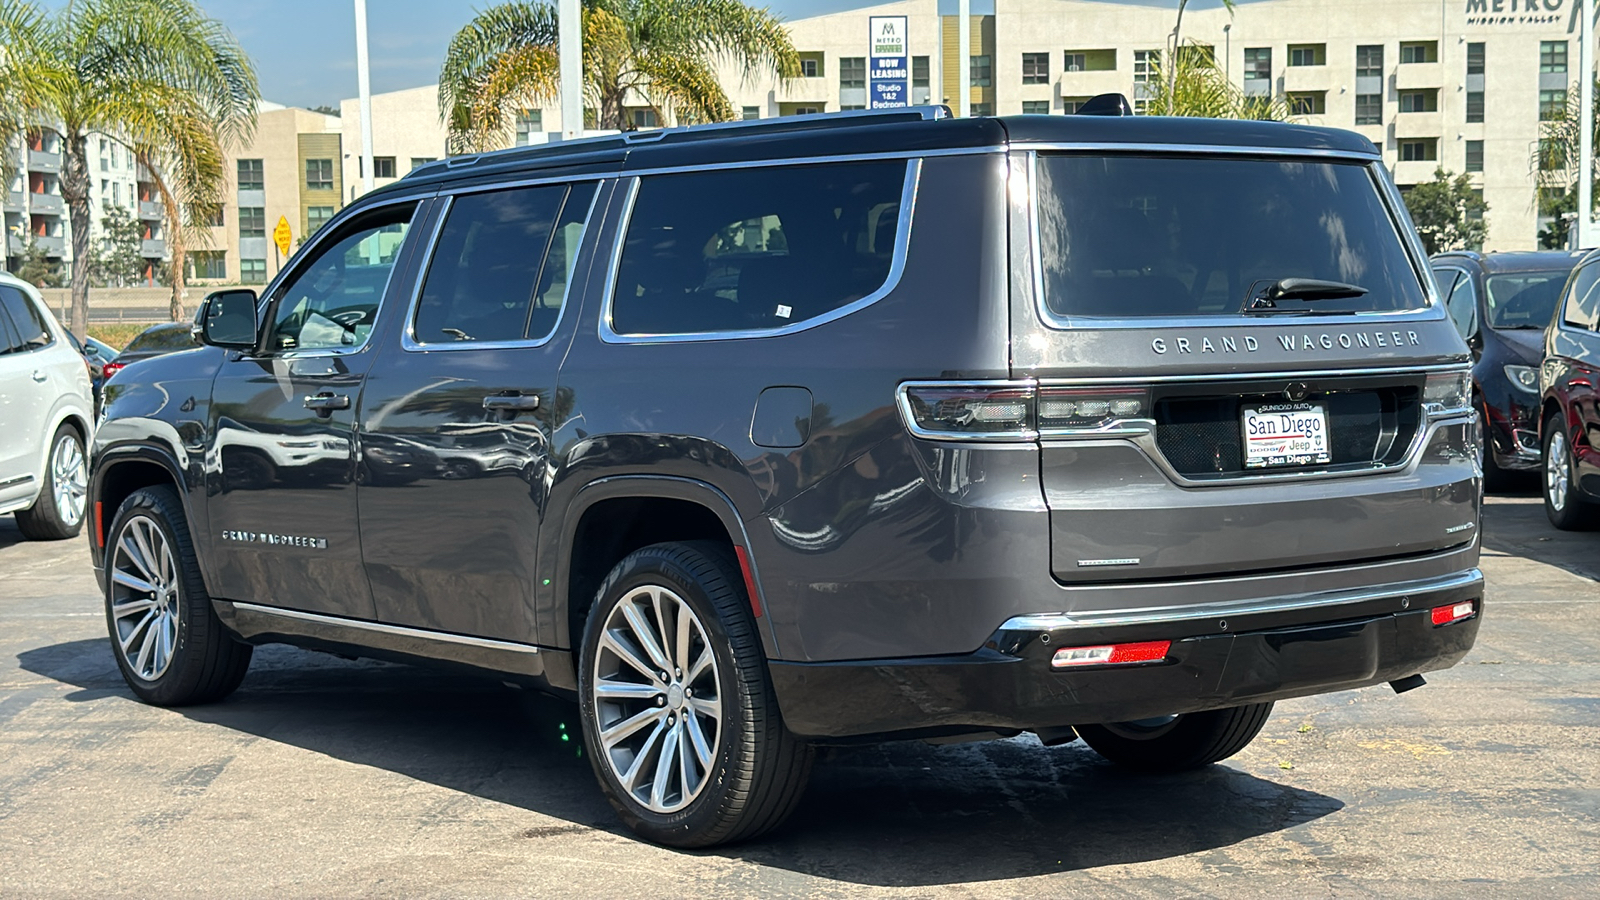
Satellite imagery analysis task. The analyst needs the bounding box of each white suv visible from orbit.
[0,272,94,539]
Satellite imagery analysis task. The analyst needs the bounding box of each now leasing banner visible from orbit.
[869,16,910,109]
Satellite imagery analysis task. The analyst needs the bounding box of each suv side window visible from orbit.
[0,286,53,353]
[1562,263,1600,331]
[1442,270,1478,338]
[610,161,908,336]
[267,204,417,352]
[411,183,594,345]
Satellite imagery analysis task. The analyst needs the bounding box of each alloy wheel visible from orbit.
[52,433,87,527]
[591,584,722,814]
[1547,431,1571,512]
[109,516,181,681]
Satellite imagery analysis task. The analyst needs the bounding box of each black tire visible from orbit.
[15,424,87,540]
[1076,702,1274,773]
[103,486,252,706]
[578,541,813,848]
[1542,414,1600,530]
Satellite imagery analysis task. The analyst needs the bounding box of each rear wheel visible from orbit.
[1543,417,1600,530]
[15,424,87,540]
[1076,703,1274,772]
[578,541,812,848]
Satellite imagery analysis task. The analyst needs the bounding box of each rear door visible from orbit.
[0,286,54,507]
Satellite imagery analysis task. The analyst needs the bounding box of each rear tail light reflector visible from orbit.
[1051,640,1170,669]
[101,362,126,380]
[1422,369,1472,416]
[1431,600,1476,626]
[898,381,1151,441]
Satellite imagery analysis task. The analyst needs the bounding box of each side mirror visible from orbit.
[195,289,259,349]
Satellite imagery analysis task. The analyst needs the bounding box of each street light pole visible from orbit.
[559,0,583,138]
[1581,0,1595,248]
[355,0,375,196]
[957,0,970,117]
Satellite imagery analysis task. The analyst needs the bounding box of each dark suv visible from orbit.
[1430,250,1583,490]
[88,104,1482,847]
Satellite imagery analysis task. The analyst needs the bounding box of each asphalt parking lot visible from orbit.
[2,494,1597,898]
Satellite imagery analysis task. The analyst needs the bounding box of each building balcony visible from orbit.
[29,193,64,215]
[6,234,24,255]
[27,150,61,173]
[139,200,162,220]
[1280,66,1327,92]
[1394,111,1443,138]
[33,234,65,256]
[141,238,166,257]
[1057,70,1128,99]
[776,79,832,105]
[3,191,24,212]
[1393,159,1443,186]
[1394,62,1441,91]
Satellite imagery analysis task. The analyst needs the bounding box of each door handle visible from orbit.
[482,394,540,412]
[31,370,47,383]
[303,393,350,417]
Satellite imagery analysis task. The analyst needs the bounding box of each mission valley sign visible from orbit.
[1464,0,1575,28]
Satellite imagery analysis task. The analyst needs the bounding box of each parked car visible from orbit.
[0,271,95,539]
[1430,250,1583,490]
[1537,250,1600,528]
[101,322,199,383]
[87,101,1483,848]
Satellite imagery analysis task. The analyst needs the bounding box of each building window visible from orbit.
[1022,52,1050,84]
[1133,50,1159,84]
[1538,138,1560,171]
[1399,139,1437,162]
[1022,100,1050,115]
[970,55,992,87]
[1541,40,1568,74]
[1288,44,1326,67]
[237,159,263,191]
[790,106,820,116]
[190,251,227,280]
[839,57,866,89]
[1133,98,1150,115]
[1465,140,1484,173]
[240,258,266,284]
[1062,96,1091,114]
[372,157,396,179]
[741,106,760,120]
[1399,89,1438,113]
[1063,52,1086,73]
[515,109,543,146]
[1243,48,1271,82]
[1288,92,1326,115]
[410,158,436,171]
[1466,91,1485,123]
[629,109,658,129]
[971,102,994,117]
[1356,44,1383,77]
[204,207,224,227]
[111,183,120,205]
[307,206,335,235]
[1541,90,1567,121]
[1355,94,1382,125]
[800,56,820,78]
[912,56,929,88]
[1063,49,1115,72]
[305,158,334,190]
[1399,41,1438,64]
[1467,42,1485,76]
[238,206,265,238]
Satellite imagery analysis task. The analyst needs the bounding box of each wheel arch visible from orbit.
[90,443,209,588]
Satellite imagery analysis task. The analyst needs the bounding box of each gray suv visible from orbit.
[88,102,1482,847]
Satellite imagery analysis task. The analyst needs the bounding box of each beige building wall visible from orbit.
[340,85,451,202]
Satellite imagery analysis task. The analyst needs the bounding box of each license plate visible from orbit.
[1242,402,1331,468]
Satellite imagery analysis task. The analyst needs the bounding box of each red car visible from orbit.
[1539,253,1600,528]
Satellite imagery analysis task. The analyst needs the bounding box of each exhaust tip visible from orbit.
[1389,674,1427,694]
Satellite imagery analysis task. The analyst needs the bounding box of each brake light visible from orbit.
[1051,640,1171,669]
[101,362,125,380]
[1422,369,1472,416]
[1430,600,1476,626]
[897,381,1151,441]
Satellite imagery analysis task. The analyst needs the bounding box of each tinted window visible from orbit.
[0,286,52,352]
[413,183,592,344]
[1035,155,1427,319]
[611,161,907,336]
[122,324,198,355]
[268,204,416,352]
[1485,271,1568,330]
[1562,264,1600,331]
[1442,271,1478,338]
[0,293,20,354]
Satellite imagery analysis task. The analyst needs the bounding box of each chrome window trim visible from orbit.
[1557,260,1600,334]
[1000,568,1483,632]
[1024,151,1444,332]
[895,379,1041,442]
[245,195,429,361]
[620,146,990,181]
[400,183,603,353]
[600,158,923,344]
[229,602,540,655]
[1035,362,1469,385]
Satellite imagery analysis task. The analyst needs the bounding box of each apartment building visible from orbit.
[338,85,449,203]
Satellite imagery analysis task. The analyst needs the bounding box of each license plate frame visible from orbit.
[1242,401,1331,469]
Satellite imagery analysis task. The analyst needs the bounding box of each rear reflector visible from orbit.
[1431,600,1476,626]
[733,546,763,619]
[1051,640,1170,669]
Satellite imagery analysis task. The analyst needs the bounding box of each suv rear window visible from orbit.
[1035,154,1428,320]
[1485,271,1567,330]
[610,161,908,336]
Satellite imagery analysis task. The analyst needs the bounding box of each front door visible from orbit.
[358,181,599,643]
[207,200,425,617]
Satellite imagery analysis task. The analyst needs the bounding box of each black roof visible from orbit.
[1433,249,1589,273]
[384,106,1381,197]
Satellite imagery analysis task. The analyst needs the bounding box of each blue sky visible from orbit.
[126,0,1200,110]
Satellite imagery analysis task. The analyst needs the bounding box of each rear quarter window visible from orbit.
[0,285,54,351]
[609,160,910,337]
[1035,154,1427,320]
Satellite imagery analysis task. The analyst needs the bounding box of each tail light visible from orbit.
[101,361,125,380]
[1422,369,1472,417]
[1052,640,1171,669]
[897,380,1152,441]
[1430,600,1476,626]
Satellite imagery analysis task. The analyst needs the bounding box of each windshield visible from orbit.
[1484,271,1568,330]
[1035,154,1428,319]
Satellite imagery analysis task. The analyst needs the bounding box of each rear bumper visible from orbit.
[770,568,1482,739]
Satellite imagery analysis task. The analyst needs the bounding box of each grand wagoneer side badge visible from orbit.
[1151,330,1423,355]
[221,530,328,549]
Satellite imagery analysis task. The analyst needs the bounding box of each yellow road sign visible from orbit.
[272,216,292,257]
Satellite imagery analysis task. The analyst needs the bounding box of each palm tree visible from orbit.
[0,0,258,335]
[1145,42,1291,121]
[1532,77,1600,239]
[1167,0,1236,102]
[440,0,800,153]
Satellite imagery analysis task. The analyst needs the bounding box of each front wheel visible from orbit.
[578,541,812,848]
[1076,702,1274,772]
[1543,417,1600,530]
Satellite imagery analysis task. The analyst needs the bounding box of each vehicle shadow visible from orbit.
[1481,491,1600,583]
[19,638,1343,886]
[0,515,26,551]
